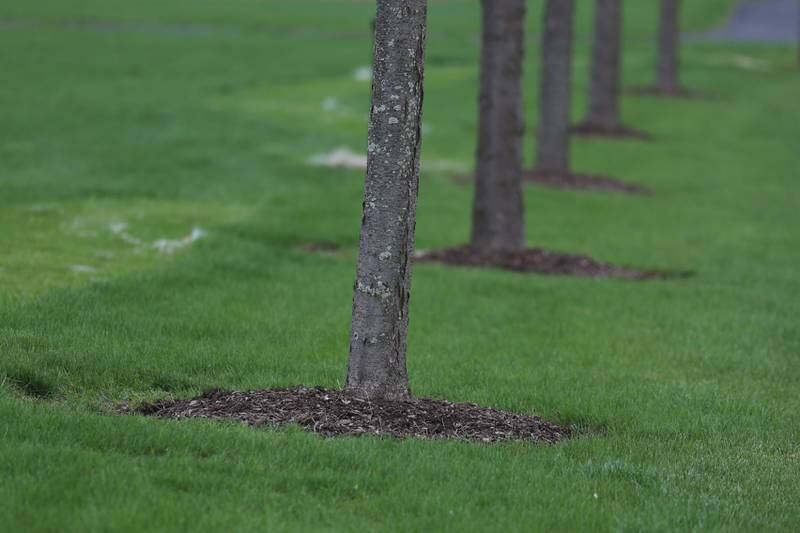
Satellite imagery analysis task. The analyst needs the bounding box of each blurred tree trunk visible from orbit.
[656,0,681,93]
[535,0,576,176]
[583,0,623,129]
[346,0,428,400]
[471,0,527,251]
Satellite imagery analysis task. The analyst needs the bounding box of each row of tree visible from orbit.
[475,0,686,250]
[346,0,686,399]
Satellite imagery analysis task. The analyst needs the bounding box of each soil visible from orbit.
[415,245,683,280]
[523,170,650,194]
[571,122,652,141]
[453,172,650,194]
[139,386,569,444]
[625,86,707,99]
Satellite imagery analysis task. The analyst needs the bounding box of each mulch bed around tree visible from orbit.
[625,86,707,99]
[571,122,652,141]
[523,170,651,194]
[139,386,569,444]
[453,172,650,194]
[415,245,684,280]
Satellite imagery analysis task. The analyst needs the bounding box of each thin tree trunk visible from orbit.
[656,0,681,93]
[346,0,428,400]
[584,0,623,129]
[470,0,527,251]
[535,0,576,177]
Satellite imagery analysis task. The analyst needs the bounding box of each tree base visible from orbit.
[524,170,650,194]
[571,122,652,141]
[625,85,707,99]
[138,386,569,444]
[415,245,688,280]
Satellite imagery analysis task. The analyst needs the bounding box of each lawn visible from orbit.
[1,0,799,531]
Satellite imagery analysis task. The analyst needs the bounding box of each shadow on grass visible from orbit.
[559,415,611,438]
[3,368,60,399]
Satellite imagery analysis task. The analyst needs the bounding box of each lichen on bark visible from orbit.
[346,0,428,400]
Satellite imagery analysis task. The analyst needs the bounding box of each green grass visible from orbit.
[1,0,799,530]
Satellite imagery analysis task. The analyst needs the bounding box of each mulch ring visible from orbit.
[452,172,650,194]
[523,170,651,194]
[625,85,707,99]
[415,245,686,280]
[571,122,652,141]
[139,386,569,444]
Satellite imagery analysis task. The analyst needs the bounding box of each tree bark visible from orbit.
[346,0,428,400]
[470,0,527,251]
[656,0,681,93]
[535,0,576,177]
[583,0,623,129]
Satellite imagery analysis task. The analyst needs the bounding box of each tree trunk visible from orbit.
[584,0,623,129]
[656,0,681,93]
[346,0,428,400]
[535,0,576,177]
[470,0,527,251]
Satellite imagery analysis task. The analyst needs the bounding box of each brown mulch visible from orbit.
[415,245,684,280]
[523,170,651,194]
[625,85,707,99]
[571,122,652,141]
[453,172,650,194]
[139,386,569,444]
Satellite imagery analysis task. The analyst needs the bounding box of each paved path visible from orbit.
[693,0,799,43]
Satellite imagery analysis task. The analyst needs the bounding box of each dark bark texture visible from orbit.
[535,0,576,176]
[346,0,428,400]
[470,0,527,251]
[583,0,623,129]
[657,0,681,92]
